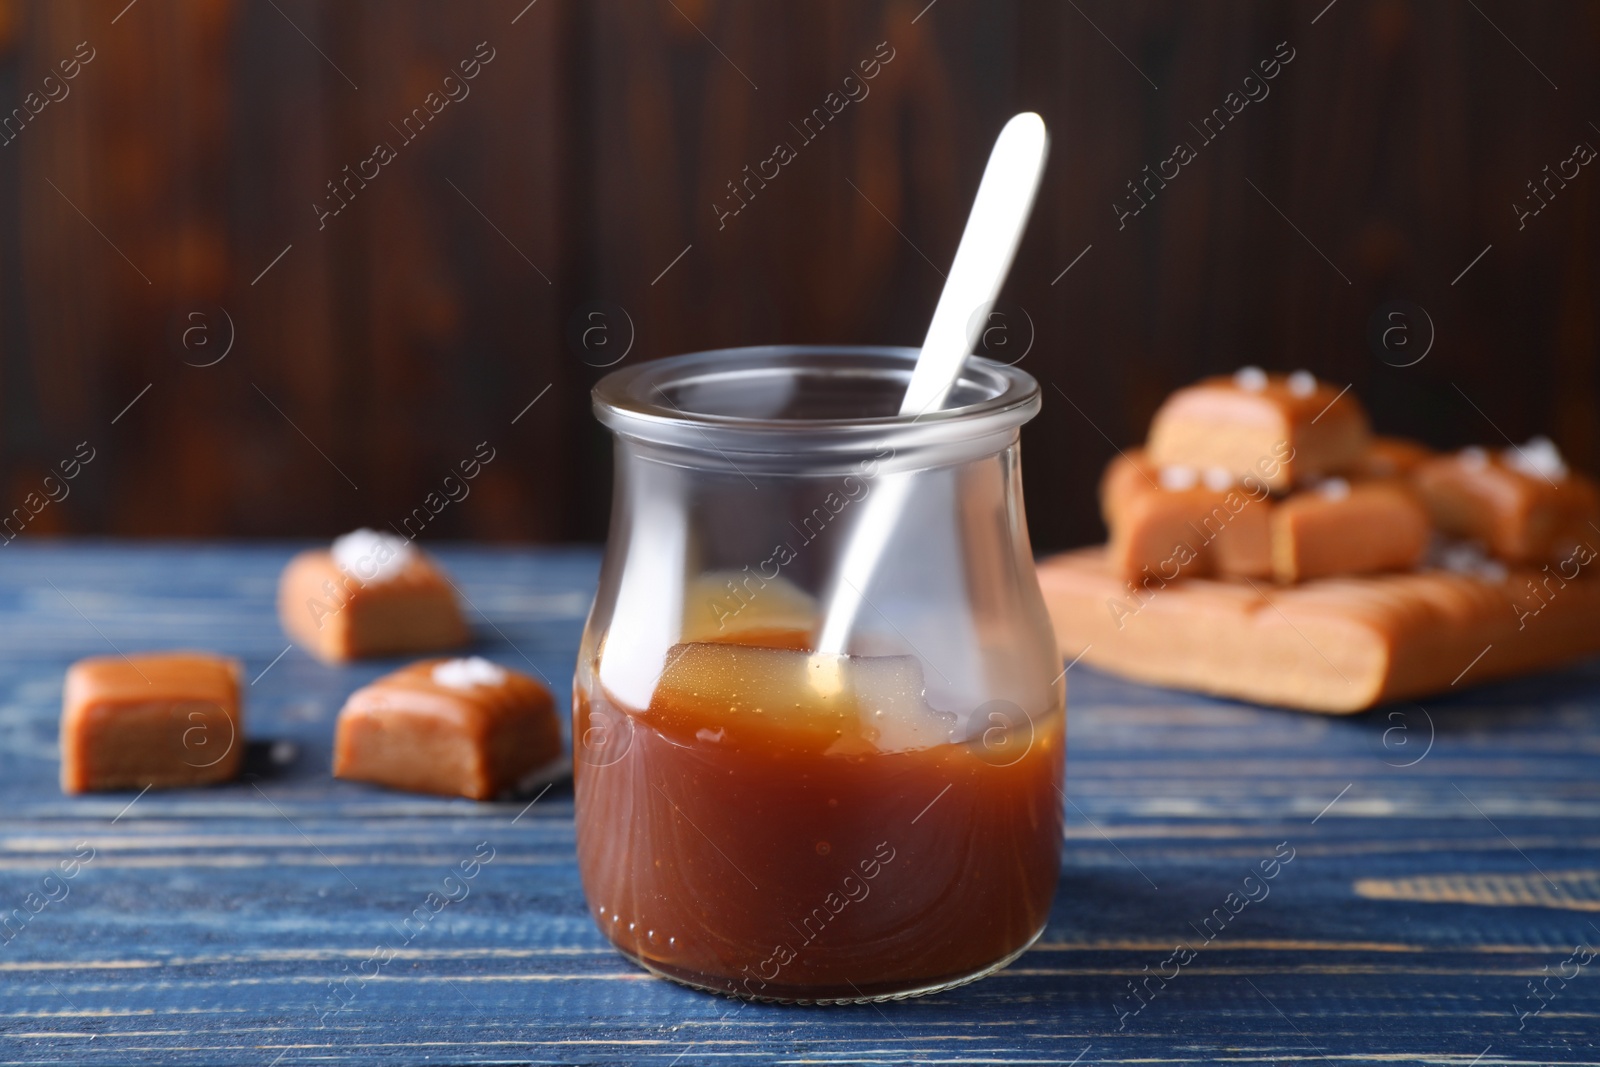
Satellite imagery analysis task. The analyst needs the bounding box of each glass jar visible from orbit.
[574,344,1063,1003]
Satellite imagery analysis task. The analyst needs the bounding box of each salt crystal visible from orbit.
[1318,477,1351,501]
[1435,540,1484,573]
[1504,435,1568,482]
[1202,467,1233,492]
[433,657,508,690]
[332,528,414,583]
[1458,446,1488,471]
[1159,465,1199,491]
[1430,538,1505,582]
[1233,366,1268,392]
[1287,370,1317,397]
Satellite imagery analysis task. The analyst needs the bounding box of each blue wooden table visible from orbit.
[1,542,1598,1066]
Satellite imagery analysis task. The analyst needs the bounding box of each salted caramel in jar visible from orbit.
[576,346,1063,1003]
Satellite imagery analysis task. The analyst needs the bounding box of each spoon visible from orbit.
[813,112,1050,661]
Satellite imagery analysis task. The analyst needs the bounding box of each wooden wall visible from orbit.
[0,0,1595,550]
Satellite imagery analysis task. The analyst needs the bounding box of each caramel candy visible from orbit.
[334,657,561,800]
[60,652,242,793]
[1100,450,1272,582]
[1146,368,1370,491]
[1413,441,1600,565]
[1352,436,1433,480]
[1099,448,1163,523]
[278,529,468,662]
[1269,478,1430,583]
[1039,547,1600,713]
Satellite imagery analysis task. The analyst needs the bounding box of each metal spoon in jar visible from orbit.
[812,112,1050,669]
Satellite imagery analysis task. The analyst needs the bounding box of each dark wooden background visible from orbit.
[0,0,1595,550]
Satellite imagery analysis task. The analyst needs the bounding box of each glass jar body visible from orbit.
[574,346,1063,1003]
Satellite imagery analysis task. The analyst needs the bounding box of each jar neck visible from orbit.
[592,346,1042,475]
[614,423,1028,477]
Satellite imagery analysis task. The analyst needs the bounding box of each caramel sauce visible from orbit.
[575,629,1062,1001]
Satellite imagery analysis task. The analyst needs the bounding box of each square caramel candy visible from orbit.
[1146,368,1370,492]
[1269,477,1430,583]
[334,657,561,800]
[60,652,242,793]
[1413,439,1600,565]
[278,529,468,662]
[1100,450,1272,583]
[1352,436,1433,480]
[1099,447,1157,525]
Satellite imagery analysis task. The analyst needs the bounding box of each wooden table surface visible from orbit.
[1,543,1597,1066]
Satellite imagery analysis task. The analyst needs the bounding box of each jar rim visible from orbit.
[592,345,1041,457]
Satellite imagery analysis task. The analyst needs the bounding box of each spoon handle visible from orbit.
[899,112,1051,418]
[815,113,1049,658]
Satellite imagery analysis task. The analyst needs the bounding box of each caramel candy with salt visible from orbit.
[60,652,242,793]
[1269,478,1430,583]
[1413,441,1600,566]
[1039,547,1600,713]
[1146,369,1370,492]
[334,658,561,800]
[278,529,468,662]
[1100,450,1271,582]
[1105,431,1439,585]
